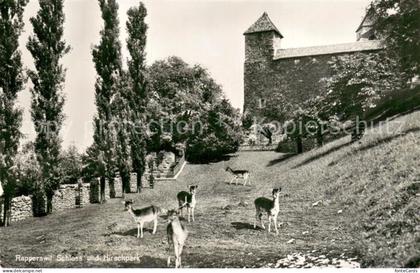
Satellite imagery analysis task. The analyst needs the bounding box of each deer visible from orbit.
[225,166,250,185]
[177,185,198,222]
[166,209,189,268]
[254,188,281,234]
[124,200,162,238]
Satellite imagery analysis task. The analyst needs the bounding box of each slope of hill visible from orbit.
[271,109,420,267]
[0,111,418,268]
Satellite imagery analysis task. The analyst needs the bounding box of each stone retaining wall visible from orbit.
[130,173,137,193]
[4,159,185,224]
[10,195,32,222]
[52,183,90,212]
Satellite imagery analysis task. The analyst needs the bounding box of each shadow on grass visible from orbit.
[111,227,154,237]
[231,222,262,230]
[187,154,238,165]
[292,141,354,169]
[224,181,252,186]
[266,153,296,167]
[328,127,420,167]
[120,255,168,268]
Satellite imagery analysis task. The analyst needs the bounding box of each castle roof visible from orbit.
[244,12,283,38]
[273,40,383,60]
[356,6,376,32]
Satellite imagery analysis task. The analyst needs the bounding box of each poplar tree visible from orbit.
[26,0,70,214]
[112,71,132,195]
[126,3,148,192]
[92,0,122,199]
[0,0,29,225]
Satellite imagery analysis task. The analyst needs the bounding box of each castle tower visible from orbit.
[243,12,283,119]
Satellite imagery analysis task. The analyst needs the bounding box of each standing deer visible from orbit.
[166,209,189,268]
[177,185,198,222]
[225,167,250,185]
[254,188,281,234]
[124,200,161,238]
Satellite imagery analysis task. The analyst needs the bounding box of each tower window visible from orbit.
[258,98,266,109]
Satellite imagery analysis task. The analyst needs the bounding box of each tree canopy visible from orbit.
[147,57,241,161]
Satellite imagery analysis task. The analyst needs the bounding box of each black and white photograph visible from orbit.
[0,0,419,270]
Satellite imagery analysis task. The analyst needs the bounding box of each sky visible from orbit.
[17,0,372,151]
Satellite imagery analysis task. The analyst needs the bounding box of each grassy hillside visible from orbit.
[273,109,420,267]
[0,111,418,268]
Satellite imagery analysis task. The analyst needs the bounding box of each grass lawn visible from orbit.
[0,111,419,268]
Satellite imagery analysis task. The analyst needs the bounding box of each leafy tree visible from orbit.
[126,3,148,192]
[91,0,122,200]
[14,142,40,196]
[26,0,70,214]
[0,0,28,226]
[147,57,241,161]
[186,99,242,162]
[60,144,82,184]
[147,57,206,151]
[371,0,420,79]
[323,52,407,140]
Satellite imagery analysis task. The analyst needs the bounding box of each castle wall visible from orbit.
[244,41,380,122]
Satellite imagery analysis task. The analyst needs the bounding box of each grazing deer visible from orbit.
[225,167,250,185]
[124,200,161,238]
[177,185,198,222]
[254,188,281,234]
[166,209,189,268]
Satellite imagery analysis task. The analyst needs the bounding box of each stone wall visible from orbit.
[4,162,185,223]
[10,195,32,222]
[89,176,125,201]
[114,176,123,197]
[104,178,110,200]
[52,183,91,212]
[81,184,90,205]
[130,173,137,193]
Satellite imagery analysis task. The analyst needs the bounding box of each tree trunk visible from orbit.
[2,195,11,227]
[267,135,272,145]
[46,192,53,214]
[137,172,142,193]
[108,176,116,198]
[32,190,47,216]
[100,176,106,203]
[296,136,303,154]
[351,116,366,142]
[121,171,130,194]
[316,127,323,147]
[0,196,3,226]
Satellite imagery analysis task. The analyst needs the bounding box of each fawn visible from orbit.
[225,167,250,185]
[124,200,161,238]
[254,188,281,234]
[177,185,198,222]
[166,209,189,268]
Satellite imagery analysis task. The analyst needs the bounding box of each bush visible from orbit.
[186,133,239,163]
